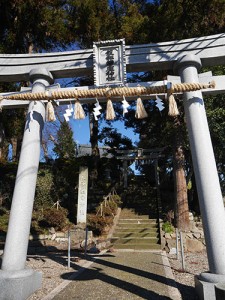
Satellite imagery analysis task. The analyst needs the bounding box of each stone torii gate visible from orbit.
[0,33,225,299]
[115,148,164,188]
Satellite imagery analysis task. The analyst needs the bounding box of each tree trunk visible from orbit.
[88,105,100,185]
[173,117,191,231]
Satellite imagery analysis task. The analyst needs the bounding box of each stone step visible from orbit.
[111,237,159,245]
[113,243,161,250]
[119,214,150,220]
[116,224,158,229]
[113,232,160,238]
[119,209,149,218]
[114,227,158,233]
[111,208,160,250]
[118,218,157,223]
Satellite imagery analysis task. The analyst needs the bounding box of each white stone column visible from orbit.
[0,68,53,300]
[174,54,225,276]
[77,166,88,224]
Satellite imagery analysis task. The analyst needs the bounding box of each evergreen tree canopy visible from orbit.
[53,121,76,159]
[99,126,133,150]
[0,0,72,53]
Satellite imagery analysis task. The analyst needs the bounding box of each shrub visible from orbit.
[0,207,8,216]
[162,221,174,234]
[110,194,122,206]
[0,213,9,233]
[96,193,122,217]
[87,214,113,236]
[34,168,55,209]
[40,207,69,231]
[108,200,118,215]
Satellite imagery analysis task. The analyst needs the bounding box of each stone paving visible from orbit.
[48,250,181,300]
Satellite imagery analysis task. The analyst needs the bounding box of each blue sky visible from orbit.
[70,117,139,146]
[70,116,139,173]
[69,116,139,174]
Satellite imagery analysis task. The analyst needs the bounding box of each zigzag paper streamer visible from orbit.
[63,104,73,122]
[155,95,165,112]
[93,99,102,120]
[122,96,130,116]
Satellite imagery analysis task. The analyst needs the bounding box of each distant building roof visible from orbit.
[76,144,112,158]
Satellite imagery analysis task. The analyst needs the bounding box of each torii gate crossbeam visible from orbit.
[1,33,225,82]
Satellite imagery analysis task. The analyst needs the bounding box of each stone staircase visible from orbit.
[111,209,161,250]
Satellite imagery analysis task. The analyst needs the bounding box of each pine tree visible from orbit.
[53,121,76,159]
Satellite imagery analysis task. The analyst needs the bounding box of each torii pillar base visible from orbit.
[0,269,41,300]
[195,273,225,300]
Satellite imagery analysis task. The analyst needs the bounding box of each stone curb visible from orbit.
[161,251,182,300]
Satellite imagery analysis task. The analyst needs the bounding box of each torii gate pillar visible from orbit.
[174,54,225,299]
[0,68,53,300]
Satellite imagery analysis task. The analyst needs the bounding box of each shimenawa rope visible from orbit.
[0,81,215,102]
[0,81,215,121]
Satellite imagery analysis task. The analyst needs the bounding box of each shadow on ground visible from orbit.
[53,251,196,300]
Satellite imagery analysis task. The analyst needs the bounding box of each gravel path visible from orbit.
[168,249,208,300]
[27,250,87,300]
[27,248,208,299]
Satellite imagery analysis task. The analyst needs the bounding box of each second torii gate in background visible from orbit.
[115,148,164,189]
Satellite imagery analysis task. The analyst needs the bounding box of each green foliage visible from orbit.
[117,1,149,44]
[89,193,121,235]
[205,94,225,193]
[0,162,17,209]
[31,209,45,234]
[110,194,122,206]
[99,127,133,150]
[0,206,8,216]
[67,0,116,48]
[87,214,113,236]
[0,209,9,233]
[51,158,80,220]
[34,166,55,209]
[1,109,25,139]
[162,221,174,234]
[53,121,77,159]
[96,199,118,217]
[0,0,72,53]
[0,0,73,162]
[40,207,69,231]
[148,0,225,42]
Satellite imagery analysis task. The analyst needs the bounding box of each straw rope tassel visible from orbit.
[168,94,179,117]
[46,101,56,122]
[74,100,85,119]
[135,97,148,119]
[106,99,116,120]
